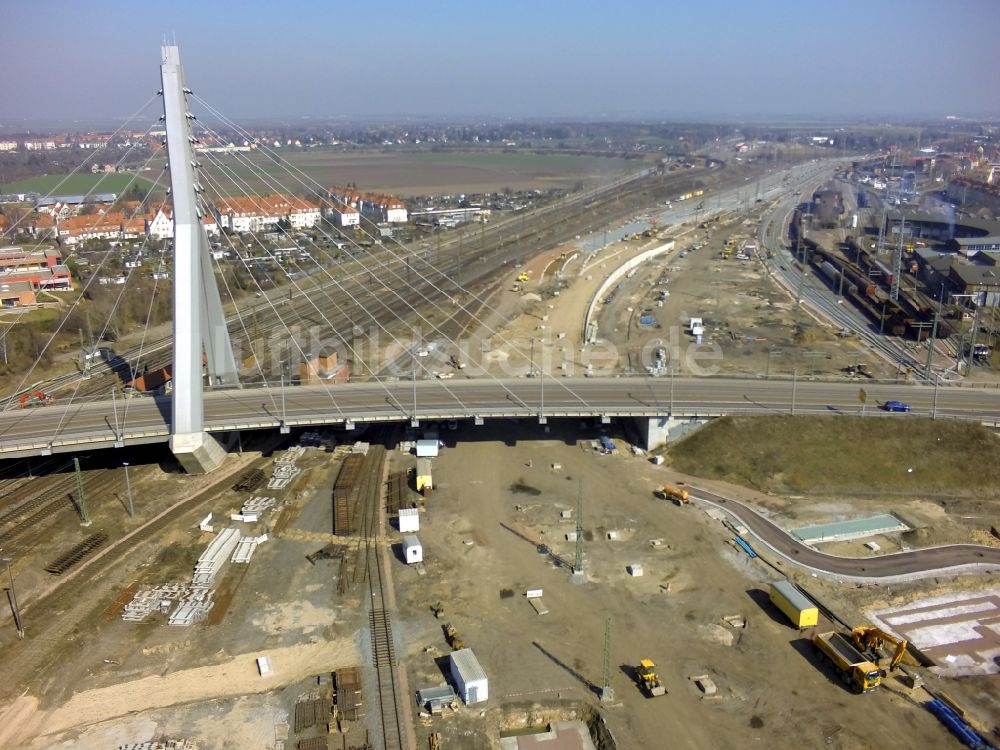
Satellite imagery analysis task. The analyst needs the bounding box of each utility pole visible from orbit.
[123,461,134,517]
[791,368,798,416]
[890,218,904,302]
[669,365,675,415]
[73,457,90,526]
[601,617,614,703]
[923,284,944,382]
[2,556,24,639]
[574,478,584,573]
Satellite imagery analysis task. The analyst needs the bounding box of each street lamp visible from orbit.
[123,462,134,518]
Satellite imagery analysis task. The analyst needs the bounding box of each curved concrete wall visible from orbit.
[582,240,675,340]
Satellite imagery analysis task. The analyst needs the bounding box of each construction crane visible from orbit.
[851,626,908,672]
[635,659,666,697]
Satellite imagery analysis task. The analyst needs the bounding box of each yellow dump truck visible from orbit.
[812,631,882,693]
[769,580,819,629]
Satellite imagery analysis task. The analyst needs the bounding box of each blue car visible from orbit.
[883,400,912,413]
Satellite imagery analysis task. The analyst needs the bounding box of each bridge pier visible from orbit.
[170,432,228,475]
[638,416,710,451]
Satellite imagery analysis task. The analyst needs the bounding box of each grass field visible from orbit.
[668,415,1000,496]
[197,148,639,197]
[1,172,158,196]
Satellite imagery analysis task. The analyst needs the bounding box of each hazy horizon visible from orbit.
[3,0,999,124]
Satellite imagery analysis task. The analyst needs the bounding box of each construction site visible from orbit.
[0,411,997,750]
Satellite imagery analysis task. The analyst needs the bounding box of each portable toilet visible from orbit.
[403,535,423,564]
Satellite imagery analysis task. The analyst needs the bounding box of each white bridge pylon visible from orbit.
[161,44,240,473]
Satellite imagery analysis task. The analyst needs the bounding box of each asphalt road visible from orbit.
[690,485,1000,580]
[3,375,1000,456]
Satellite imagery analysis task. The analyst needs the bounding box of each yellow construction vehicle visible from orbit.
[655,484,690,505]
[443,622,465,651]
[516,271,530,283]
[851,626,908,672]
[635,659,666,696]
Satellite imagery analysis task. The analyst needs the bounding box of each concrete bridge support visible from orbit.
[638,416,710,451]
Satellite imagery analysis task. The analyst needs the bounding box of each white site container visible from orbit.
[403,535,423,564]
[398,507,420,533]
[256,656,272,676]
[450,648,488,705]
[415,439,439,458]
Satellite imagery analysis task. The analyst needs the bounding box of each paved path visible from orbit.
[691,485,1000,580]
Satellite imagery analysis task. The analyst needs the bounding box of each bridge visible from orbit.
[5,46,1000,471]
[3,376,1000,460]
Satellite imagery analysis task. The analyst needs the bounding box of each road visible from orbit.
[2,375,1000,457]
[691,485,1000,580]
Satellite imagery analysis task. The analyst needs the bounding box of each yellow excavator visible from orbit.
[636,659,666,697]
[851,626,908,672]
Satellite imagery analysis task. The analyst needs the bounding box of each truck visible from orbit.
[812,631,882,693]
[769,580,819,629]
[655,484,689,505]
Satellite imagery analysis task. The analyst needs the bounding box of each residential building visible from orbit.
[75,134,110,149]
[328,202,360,227]
[214,194,321,233]
[25,213,57,239]
[0,141,18,152]
[328,186,408,224]
[147,206,219,240]
[24,139,57,151]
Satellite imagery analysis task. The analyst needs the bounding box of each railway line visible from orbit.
[14,160,738,405]
[349,443,406,750]
[0,465,127,556]
[0,451,274,702]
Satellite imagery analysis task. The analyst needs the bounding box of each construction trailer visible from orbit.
[403,535,423,564]
[769,580,819,629]
[450,648,488,705]
[416,457,433,493]
[398,507,420,533]
[415,439,439,458]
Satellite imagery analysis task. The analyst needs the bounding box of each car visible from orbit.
[883,400,911,413]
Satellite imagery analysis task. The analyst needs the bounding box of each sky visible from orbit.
[2,0,999,124]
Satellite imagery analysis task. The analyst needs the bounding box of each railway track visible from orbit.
[14,162,726,408]
[0,452,274,702]
[348,442,405,750]
[0,467,126,553]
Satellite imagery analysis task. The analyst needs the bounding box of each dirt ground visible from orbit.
[390,421,965,750]
[469,206,890,383]
[0,421,994,748]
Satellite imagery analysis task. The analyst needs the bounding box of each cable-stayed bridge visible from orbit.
[4,46,998,471]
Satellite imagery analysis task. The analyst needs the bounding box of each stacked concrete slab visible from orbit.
[193,527,240,590]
